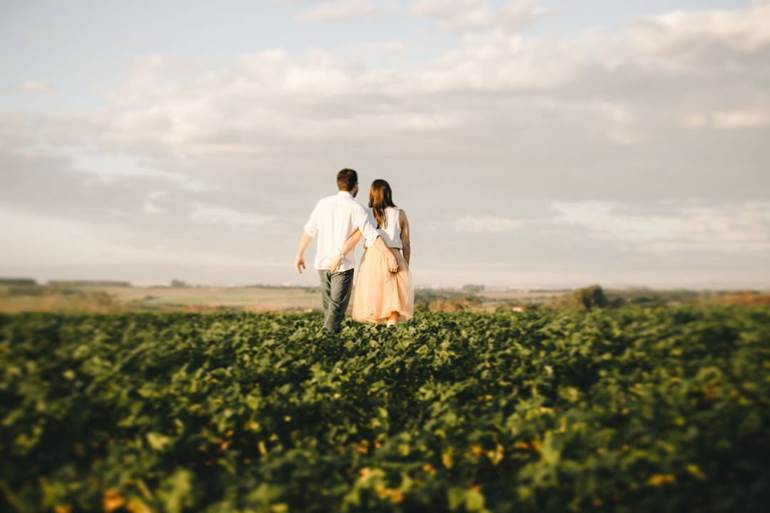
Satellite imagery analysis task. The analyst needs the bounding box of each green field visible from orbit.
[1,307,769,512]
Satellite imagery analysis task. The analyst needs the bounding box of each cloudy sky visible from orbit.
[1,0,769,289]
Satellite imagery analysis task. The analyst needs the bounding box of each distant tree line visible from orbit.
[0,278,37,286]
[49,280,132,288]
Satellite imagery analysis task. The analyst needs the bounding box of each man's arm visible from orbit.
[329,229,363,272]
[296,203,319,274]
[295,232,313,274]
[355,207,380,242]
[329,228,398,273]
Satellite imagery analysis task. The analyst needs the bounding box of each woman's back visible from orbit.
[366,206,402,248]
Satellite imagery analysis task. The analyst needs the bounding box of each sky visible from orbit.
[1,0,769,289]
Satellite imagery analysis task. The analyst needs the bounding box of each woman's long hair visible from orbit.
[369,179,396,229]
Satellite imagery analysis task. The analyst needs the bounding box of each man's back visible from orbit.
[304,190,375,272]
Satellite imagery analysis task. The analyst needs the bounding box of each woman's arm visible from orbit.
[400,209,411,265]
[329,229,363,272]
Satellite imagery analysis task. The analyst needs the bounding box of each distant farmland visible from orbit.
[0,281,768,314]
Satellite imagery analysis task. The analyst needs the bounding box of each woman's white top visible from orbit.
[365,206,403,249]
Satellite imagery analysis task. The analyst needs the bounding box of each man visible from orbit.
[296,168,399,334]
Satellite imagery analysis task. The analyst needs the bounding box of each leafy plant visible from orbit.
[0,307,768,512]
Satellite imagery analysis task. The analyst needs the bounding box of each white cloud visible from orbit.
[65,152,211,191]
[299,0,396,21]
[410,31,575,92]
[296,0,545,28]
[552,201,770,254]
[142,190,168,214]
[680,108,770,130]
[16,81,55,93]
[456,215,526,233]
[189,202,276,228]
[590,100,643,145]
[680,113,708,129]
[629,2,770,64]
[0,206,284,284]
[411,0,545,32]
[68,0,766,158]
[713,108,770,129]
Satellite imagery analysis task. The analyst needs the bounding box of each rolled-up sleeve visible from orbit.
[354,204,380,242]
[303,202,320,237]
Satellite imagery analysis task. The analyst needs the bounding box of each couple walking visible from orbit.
[295,168,414,333]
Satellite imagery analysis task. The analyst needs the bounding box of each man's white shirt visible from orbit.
[303,190,380,272]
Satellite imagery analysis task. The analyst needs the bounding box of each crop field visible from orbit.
[1,306,769,513]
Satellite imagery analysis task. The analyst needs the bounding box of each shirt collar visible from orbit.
[337,190,353,197]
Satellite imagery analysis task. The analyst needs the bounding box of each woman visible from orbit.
[329,179,413,326]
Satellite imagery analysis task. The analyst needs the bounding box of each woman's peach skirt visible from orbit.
[351,245,414,324]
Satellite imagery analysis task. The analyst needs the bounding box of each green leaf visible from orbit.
[146,432,172,451]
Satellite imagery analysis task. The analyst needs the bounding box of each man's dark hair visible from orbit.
[336,168,358,191]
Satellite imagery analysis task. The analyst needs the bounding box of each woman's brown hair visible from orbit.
[368,179,396,229]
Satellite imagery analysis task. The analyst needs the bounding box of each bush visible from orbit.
[564,284,609,309]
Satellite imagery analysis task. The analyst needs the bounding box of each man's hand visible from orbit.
[296,232,313,274]
[386,251,399,273]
